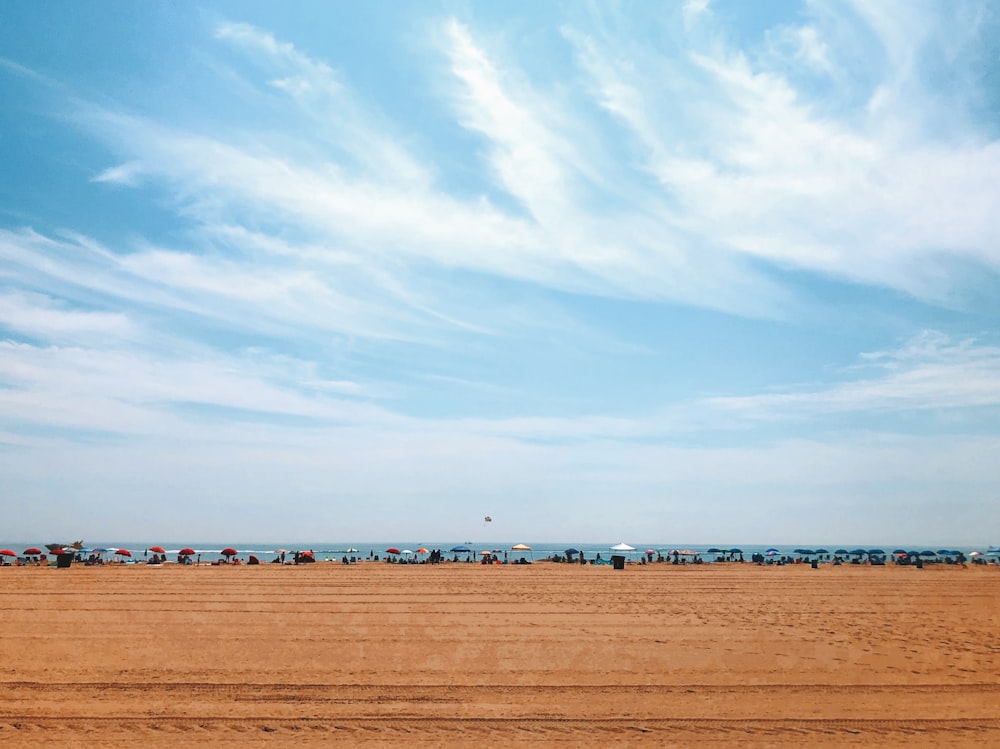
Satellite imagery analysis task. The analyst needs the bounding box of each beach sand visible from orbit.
[1,561,998,746]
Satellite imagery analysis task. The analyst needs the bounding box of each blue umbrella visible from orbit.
[706,548,722,553]
[834,549,849,555]
[892,549,907,555]
[868,549,885,555]
[564,548,580,555]
[814,548,829,554]
[450,545,471,553]
[729,548,743,554]
[936,549,954,556]
[849,548,867,555]
[765,548,780,554]
[919,550,937,557]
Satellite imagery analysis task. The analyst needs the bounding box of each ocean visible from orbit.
[2,540,993,563]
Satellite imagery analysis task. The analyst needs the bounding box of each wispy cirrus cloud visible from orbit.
[706,331,1000,421]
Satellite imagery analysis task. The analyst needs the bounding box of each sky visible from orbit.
[1,0,999,546]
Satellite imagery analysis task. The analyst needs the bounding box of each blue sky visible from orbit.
[2,0,999,545]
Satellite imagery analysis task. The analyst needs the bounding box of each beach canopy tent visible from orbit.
[611,543,635,551]
[511,543,533,561]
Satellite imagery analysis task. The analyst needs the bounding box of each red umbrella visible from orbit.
[149,546,166,554]
[0,549,16,556]
[23,547,42,555]
[385,547,401,555]
[221,547,238,556]
[115,549,132,557]
[179,548,196,556]
[51,548,71,555]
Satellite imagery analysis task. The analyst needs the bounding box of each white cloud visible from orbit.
[682,0,712,29]
[91,161,144,187]
[706,332,1000,420]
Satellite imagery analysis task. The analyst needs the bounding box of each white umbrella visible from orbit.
[611,542,636,551]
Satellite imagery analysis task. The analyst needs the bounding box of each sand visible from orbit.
[1,560,999,746]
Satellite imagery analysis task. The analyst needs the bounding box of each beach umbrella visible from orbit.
[179,548,196,556]
[706,547,721,553]
[0,549,15,557]
[479,550,492,556]
[221,547,238,557]
[385,547,401,555]
[564,548,580,555]
[401,549,414,556]
[834,549,849,555]
[611,543,636,551]
[765,548,780,554]
[149,546,166,554]
[729,548,743,554]
[815,548,829,554]
[919,550,937,557]
[868,549,885,555]
[512,544,531,551]
[970,551,982,557]
[892,549,907,555]
[23,547,42,555]
[115,549,132,557]
[849,548,867,555]
[415,547,429,554]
